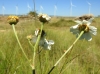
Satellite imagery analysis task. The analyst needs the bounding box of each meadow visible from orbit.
[0,16,100,74]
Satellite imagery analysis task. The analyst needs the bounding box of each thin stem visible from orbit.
[38,46,42,74]
[48,31,84,74]
[28,39,34,52]
[59,49,73,74]
[28,39,42,74]
[12,24,29,62]
[60,54,79,74]
[32,23,44,74]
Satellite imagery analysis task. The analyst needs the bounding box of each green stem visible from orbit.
[38,47,42,74]
[48,31,84,74]
[28,39,34,52]
[60,54,79,74]
[55,31,84,66]
[12,24,29,62]
[32,23,44,74]
[59,48,73,74]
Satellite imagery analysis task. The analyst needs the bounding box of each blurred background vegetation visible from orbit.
[0,14,100,74]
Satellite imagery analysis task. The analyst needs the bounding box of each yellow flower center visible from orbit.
[78,24,89,33]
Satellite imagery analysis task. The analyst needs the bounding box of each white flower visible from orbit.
[70,18,97,41]
[32,29,54,50]
[38,13,51,23]
[32,36,54,50]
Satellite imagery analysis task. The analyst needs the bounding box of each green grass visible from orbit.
[0,17,100,74]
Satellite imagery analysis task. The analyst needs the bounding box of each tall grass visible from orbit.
[0,17,100,74]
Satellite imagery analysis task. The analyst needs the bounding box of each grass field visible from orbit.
[0,16,100,74]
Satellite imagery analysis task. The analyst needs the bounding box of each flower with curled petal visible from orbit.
[7,15,19,25]
[32,36,54,50]
[38,13,51,23]
[70,18,97,41]
[31,29,54,50]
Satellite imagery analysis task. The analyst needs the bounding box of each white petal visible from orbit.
[39,39,53,50]
[44,39,49,44]
[48,40,54,45]
[77,32,92,41]
[74,20,82,24]
[42,15,46,18]
[35,30,39,36]
[46,17,50,21]
[72,25,79,29]
[82,20,90,25]
[86,22,91,26]
[83,20,88,23]
[47,45,51,50]
[88,18,94,23]
[82,20,91,26]
[83,33,92,41]
[89,26,97,35]
[43,41,51,50]
[70,25,79,34]
[87,18,94,26]
[38,13,42,17]
[83,19,92,26]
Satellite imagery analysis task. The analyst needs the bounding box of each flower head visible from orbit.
[38,13,51,23]
[70,18,97,41]
[7,15,19,25]
[31,29,54,50]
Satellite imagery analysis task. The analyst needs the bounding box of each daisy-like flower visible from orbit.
[32,29,54,50]
[38,13,51,23]
[70,18,97,41]
[7,15,19,25]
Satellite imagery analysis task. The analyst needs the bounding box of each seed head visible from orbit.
[7,15,19,25]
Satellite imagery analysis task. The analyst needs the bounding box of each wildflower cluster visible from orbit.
[7,13,97,74]
[7,15,19,25]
